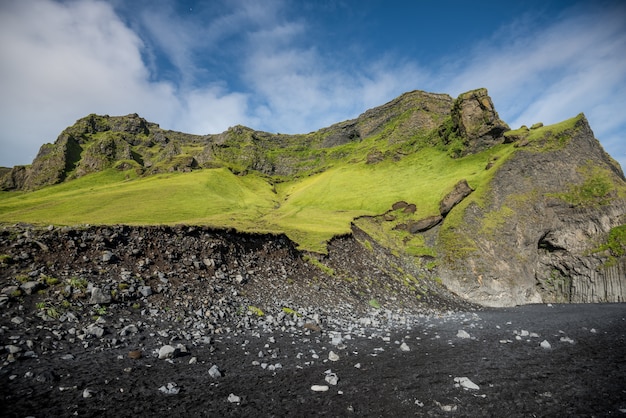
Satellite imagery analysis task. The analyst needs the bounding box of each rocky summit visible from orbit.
[1,87,626,416]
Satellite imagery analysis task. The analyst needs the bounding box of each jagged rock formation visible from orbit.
[1,88,624,308]
[0,90,457,189]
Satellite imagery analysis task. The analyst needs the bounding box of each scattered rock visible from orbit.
[454,376,480,390]
[227,393,241,403]
[391,201,408,210]
[102,251,114,263]
[439,179,473,216]
[435,400,457,412]
[82,388,96,398]
[325,372,339,386]
[128,350,142,359]
[328,351,340,362]
[120,324,139,336]
[89,287,111,305]
[209,364,222,379]
[456,330,471,339]
[20,281,42,295]
[311,385,329,392]
[399,342,410,352]
[86,324,105,338]
[5,345,21,354]
[138,286,152,297]
[158,345,176,359]
[159,382,180,395]
[540,340,552,349]
[10,316,24,325]
[406,215,443,233]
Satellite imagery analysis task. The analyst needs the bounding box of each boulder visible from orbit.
[439,180,473,216]
[407,216,443,233]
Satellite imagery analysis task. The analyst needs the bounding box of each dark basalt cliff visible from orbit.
[1,88,624,307]
[435,115,626,306]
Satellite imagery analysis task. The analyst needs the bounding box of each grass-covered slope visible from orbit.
[0,143,510,253]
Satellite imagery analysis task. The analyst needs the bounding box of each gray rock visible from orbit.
[10,316,24,325]
[325,373,339,386]
[86,325,105,338]
[328,351,340,362]
[1,285,19,296]
[158,345,176,359]
[227,393,241,403]
[102,251,114,263]
[20,281,42,295]
[209,364,222,378]
[5,345,21,354]
[82,388,96,398]
[400,342,410,352]
[89,288,111,304]
[456,329,471,339]
[454,376,479,390]
[120,324,139,336]
[159,382,180,395]
[139,286,152,297]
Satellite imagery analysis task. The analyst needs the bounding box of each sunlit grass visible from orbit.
[0,142,518,253]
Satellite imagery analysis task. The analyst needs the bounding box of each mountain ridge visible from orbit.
[1,87,624,307]
[0,88,509,190]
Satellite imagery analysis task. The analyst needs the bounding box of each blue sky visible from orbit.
[1,0,625,171]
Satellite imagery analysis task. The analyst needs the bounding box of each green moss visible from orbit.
[68,277,88,289]
[606,225,626,257]
[480,205,515,236]
[368,298,381,309]
[303,255,335,276]
[42,276,60,286]
[594,225,626,267]
[281,307,302,317]
[248,305,265,317]
[553,165,616,207]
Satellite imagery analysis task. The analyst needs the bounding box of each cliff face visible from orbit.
[436,115,626,306]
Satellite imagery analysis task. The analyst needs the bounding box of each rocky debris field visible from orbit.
[1,225,625,416]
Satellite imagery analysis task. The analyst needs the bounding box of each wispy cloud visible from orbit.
[0,0,624,171]
[433,2,626,167]
[0,0,253,166]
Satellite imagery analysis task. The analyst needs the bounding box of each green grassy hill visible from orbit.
[0,142,511,253]
[1,89,624,261]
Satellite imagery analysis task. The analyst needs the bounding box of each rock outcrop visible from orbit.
[436,115,626,306]
[452,88,510,154]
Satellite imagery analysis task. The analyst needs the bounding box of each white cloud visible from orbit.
[240,21,426,133]
[0,0,251,167]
